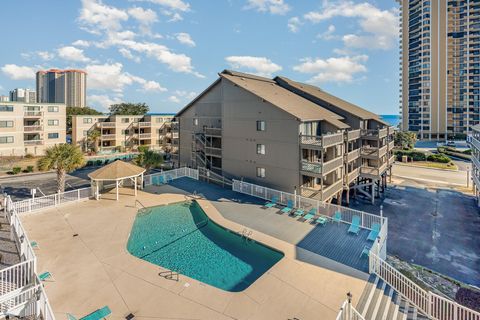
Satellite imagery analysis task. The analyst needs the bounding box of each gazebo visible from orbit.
[88,160,146,200]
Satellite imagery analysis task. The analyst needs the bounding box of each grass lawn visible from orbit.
[405,161,458,171]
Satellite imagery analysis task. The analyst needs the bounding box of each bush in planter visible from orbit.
[427,154,451,163]
[12,167,21,174]
[24,153,34,159]
[394,149,427,161]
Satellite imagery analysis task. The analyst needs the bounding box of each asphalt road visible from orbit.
[392,163,469,187]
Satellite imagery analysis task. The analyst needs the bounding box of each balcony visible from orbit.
[388,140,395,150]
[100,122,116,128]
[347,129,361,141]
[361,127,388,139]
[138,122,151,127]
[346,148,361,162]
[346,167,360,184]
[205,147,222,157]
[24,125,43,132]
[300,132,344,149]
[301,179,343,202]
[204,127,222,136]
[24,111,42,118]
[360,161,389,178]
[388,154,396,165]
[101,134,116,140]
[139,133,151,139]
[24,139,43,145]
[172,132,179,139]
[300,156,343,177]
[469,135,480,151]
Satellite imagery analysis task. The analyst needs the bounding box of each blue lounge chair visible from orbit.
[367,223,381,241]
[264,196,278,208]
[68,306,112,320]
[333,211,342,224]
[293,208,304,217]
[280,200,294,214]
[38,271,53,281]
[166,175,173,183]
[300,208,316,222]
[315,215,328,226]
[360,245,371,258]
[158,176,166,184]
[31,241,39,249]
[348,215,361,235]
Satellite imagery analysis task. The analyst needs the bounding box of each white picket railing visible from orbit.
[11,187,91,215]
[144,167,199,186]
[336,299,365,320]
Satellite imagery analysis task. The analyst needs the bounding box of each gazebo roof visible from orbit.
[88,160,145,181]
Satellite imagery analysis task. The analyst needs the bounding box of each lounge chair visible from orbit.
[292,208,305,217]
[38,271,53,281]
[67,306,112,320]
[158,176,166,184]
[315,215,328,226]
[280,200,294,214]
[367,223,381,241]
[300,208,316,222]
[264,196,278,208]
[30,241,39,249]
[348,215,361,235]
[333,211,342,224]
[360,245,371,258]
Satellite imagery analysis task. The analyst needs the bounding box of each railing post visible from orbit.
[427,292,432,318]
[29,199,32,213]
[346,292,352,320]
[77,189,80,201]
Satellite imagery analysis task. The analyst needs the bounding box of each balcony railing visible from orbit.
[346,167,360,184]
[361,146,379,158]
[388,154,395,165]
[469,135,480,151]
[205,147,222,157]
[347,129,361,141]
[24,125,43,132]
[139,133,151,139]
[379,128,388,138]
[361,127,388,139]
[300,132,344,149]
[24,111,42,117]
[204,127,222,136]
[388,140,395,150]
[346,148,361,162]
[24,139,43,145]
[100,122,116,128]
[300,156,343,176]
[379,145,388,158]
[138,122,151,127]
[101,134,116,139]
[322,179,344,201]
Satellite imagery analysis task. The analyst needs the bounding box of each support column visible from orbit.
[371,180,375,205]
[346,188,350,206]
[141,173,144,190]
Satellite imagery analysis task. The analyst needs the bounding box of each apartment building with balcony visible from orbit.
[398,0,480,139]
[468,124,480,206]
[71,113,175,153]
[0,101,66,156]
[172,70,395,204]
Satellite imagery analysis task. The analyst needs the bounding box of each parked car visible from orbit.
[446,140,456,147]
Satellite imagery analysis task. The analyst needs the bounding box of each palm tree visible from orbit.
[37,144,86,193]
[134,148,163,173]
[87,129,101,153]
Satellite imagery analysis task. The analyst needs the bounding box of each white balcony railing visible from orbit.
[24,111,42,117]
[24,140,43,145]
[23,125,43,132]
[101,134,116,140]
[100,122,115,128]
[139,133,151,139]
[138,122,151,127]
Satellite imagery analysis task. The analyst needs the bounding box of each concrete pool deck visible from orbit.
[21,188,367,320]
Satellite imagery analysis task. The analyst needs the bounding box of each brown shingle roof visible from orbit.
[88,160,145,181]
[220,70,349,129]
[275,76,384,122]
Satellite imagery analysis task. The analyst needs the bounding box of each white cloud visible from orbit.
[304,1,398,50]
[119,48,141,63]
[288,17,301,33]
[142,0,190,12]
[293,55,368,84]
[128,7,158,34]
[168,95,181,103]
[78,0,128,34]
[37,51,55,60]
[72,40,91,47]
[168,90,197,104]
[57,46,91,62]
[175,32,195,47]
[85,62,166,93]
[318,24,336,40]
[87,94,123,110]
[245,0,290,15]
[225,56,282,77]
[1,64,36,80]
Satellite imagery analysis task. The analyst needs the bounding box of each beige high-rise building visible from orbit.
[399,0,480,140]
[36,69,87,108]
[9,88,36,103]
[0,101,66,156]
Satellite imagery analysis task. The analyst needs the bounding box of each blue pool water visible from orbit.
[127,201,284,292]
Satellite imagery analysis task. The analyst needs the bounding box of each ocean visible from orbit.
[380,115,400,127]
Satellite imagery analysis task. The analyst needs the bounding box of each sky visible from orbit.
[0,0,400,115]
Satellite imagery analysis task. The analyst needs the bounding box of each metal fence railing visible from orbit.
[144,167,199,186]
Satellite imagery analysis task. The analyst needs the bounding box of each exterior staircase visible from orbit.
[356,275,429,320]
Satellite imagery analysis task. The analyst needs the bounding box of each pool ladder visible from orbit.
[239,228,253,242]
[159,270,179,281]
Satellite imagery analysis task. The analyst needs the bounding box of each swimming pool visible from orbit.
[127,201,284,292]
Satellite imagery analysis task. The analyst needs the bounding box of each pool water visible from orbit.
[127,201,284,292]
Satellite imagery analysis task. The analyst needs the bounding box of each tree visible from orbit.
[87,129,101,153]
[37,144,86,193]
[109,103,149,115]
[134,147,163,173]
[66,106,102,133]
[394,131,417,150]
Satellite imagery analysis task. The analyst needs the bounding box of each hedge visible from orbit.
[427,154,450,163]
[394,149,427,161]
[437,147,471,160]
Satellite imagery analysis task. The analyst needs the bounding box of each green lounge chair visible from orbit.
[300,208,316,222]
[293,208,304,217]
[38,271,53,281]
[264,196,278,208]
[31,241,39,249]
[367,223,381,241]
[67,306,112,320]
[280,200,294,214]
[360,245,371,258]
[315,215,328,226]
[348,215,361,235]
[333,211,342,224]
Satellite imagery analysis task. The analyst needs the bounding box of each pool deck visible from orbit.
[21,187,367,320]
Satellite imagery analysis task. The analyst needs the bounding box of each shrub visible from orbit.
[12,167,21,174]
[427,154,451,163]
[437,147,471,160]
[95,160,103,166]
[26,166,34,172]
[456,287,480,312]
[395,149,427,161]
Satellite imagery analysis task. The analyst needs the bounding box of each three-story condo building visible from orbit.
[0,101,66,156]
[172,70,395,204]
[71,114,175,153]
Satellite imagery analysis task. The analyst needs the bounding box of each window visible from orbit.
[256,120,265,131]
[83,118,92,124]
[0,121,13,128]
[48,106,59,112]
[0,136,13,144]
[48,119,59,126]
[256,167,266,178]
[257,144,265,155]
[48,133,59,139]
[0,105,14,112]
[193,118,198,126]
[122,118,129,123]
